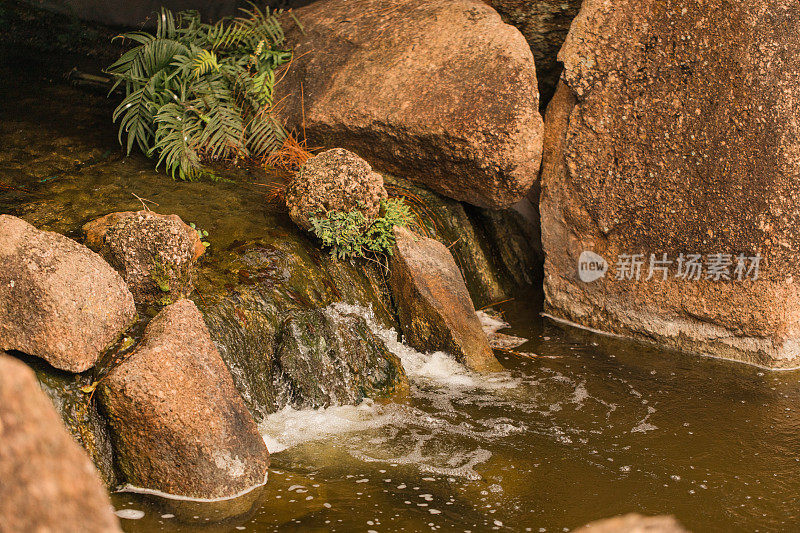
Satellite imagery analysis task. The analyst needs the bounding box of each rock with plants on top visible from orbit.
[286,148,415,259]
[84,210,199,307]
[285,148,389,231]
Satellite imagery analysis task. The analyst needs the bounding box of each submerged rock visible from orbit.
[488,0,583,107]
[570,513,689,533]
[275,306,408,409]
[285,148,388,231]
[99,299,269,501]
[540,0,800,367]
[0,353,122,533]
[276,0,543,208]
[390,226,502,373]
[85,210,199,307]
[0,214,136,373]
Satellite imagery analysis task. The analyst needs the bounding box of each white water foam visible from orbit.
[255,303,527,479]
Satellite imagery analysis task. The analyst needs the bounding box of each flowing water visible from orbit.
[108,297,800,532]
[3,46,800,533]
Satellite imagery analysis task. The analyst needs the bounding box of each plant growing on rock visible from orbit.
[310,198,413,260]
[106,6,292,180]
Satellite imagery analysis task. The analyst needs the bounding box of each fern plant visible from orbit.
[106,6,291,180]
[310,199,414,260]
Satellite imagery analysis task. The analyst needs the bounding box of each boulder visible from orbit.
[0,353,122,533]
[275,0,543,208]
[390,226,502,372]
[275,306,408,409]
[85,210,199,306]
[99,299,269,500]
[83,210,206,261]
[571,514,689,533]
[488,0,584,107]
[540,0,800,368]
[0,215,136,373]
[285,148,388,231]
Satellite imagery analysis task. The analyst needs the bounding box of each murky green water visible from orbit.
[3,46,800,533]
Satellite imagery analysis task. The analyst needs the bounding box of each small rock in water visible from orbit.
[85,210,200,307]
[390,226,503,372]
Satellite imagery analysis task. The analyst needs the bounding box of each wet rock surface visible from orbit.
[16,350,120,488]
[0,214,136,372]
[276,0,543,208]
[99,299,269,500]
[196,236,399,417]
[390,226,502,373]
[86,210,199,307]
[571,513,690,533]
[540,0,800,367]
[0,353,122,533]
[275,306,408,409]
[285,148,388,231]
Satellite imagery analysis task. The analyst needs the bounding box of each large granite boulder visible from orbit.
[540,0,800,368]
[84,210,200,307]
[0,215,136,373]
[571,513,689,533]
[275,0,543,208]
[390,226,502,372]
[285,148,388,231]
[99,299,269,500]
[0,353,122,533]
[488,0,584,108]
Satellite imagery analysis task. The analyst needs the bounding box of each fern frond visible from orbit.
[153,103,203,180]
[191,49,219,79]
[106,5,292,179]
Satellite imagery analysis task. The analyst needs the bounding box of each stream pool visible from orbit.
[110,296,800,532]
[2,45,799,533]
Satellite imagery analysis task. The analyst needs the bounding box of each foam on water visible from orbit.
[476,310,509,336]
[330,303,519,391]
[257,302,657,482]
[259,400,400,454]
[114,509,145,520]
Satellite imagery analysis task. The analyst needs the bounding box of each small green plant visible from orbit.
[106,5,292,180]
[310,198,413,260]
[189,222,211,248]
